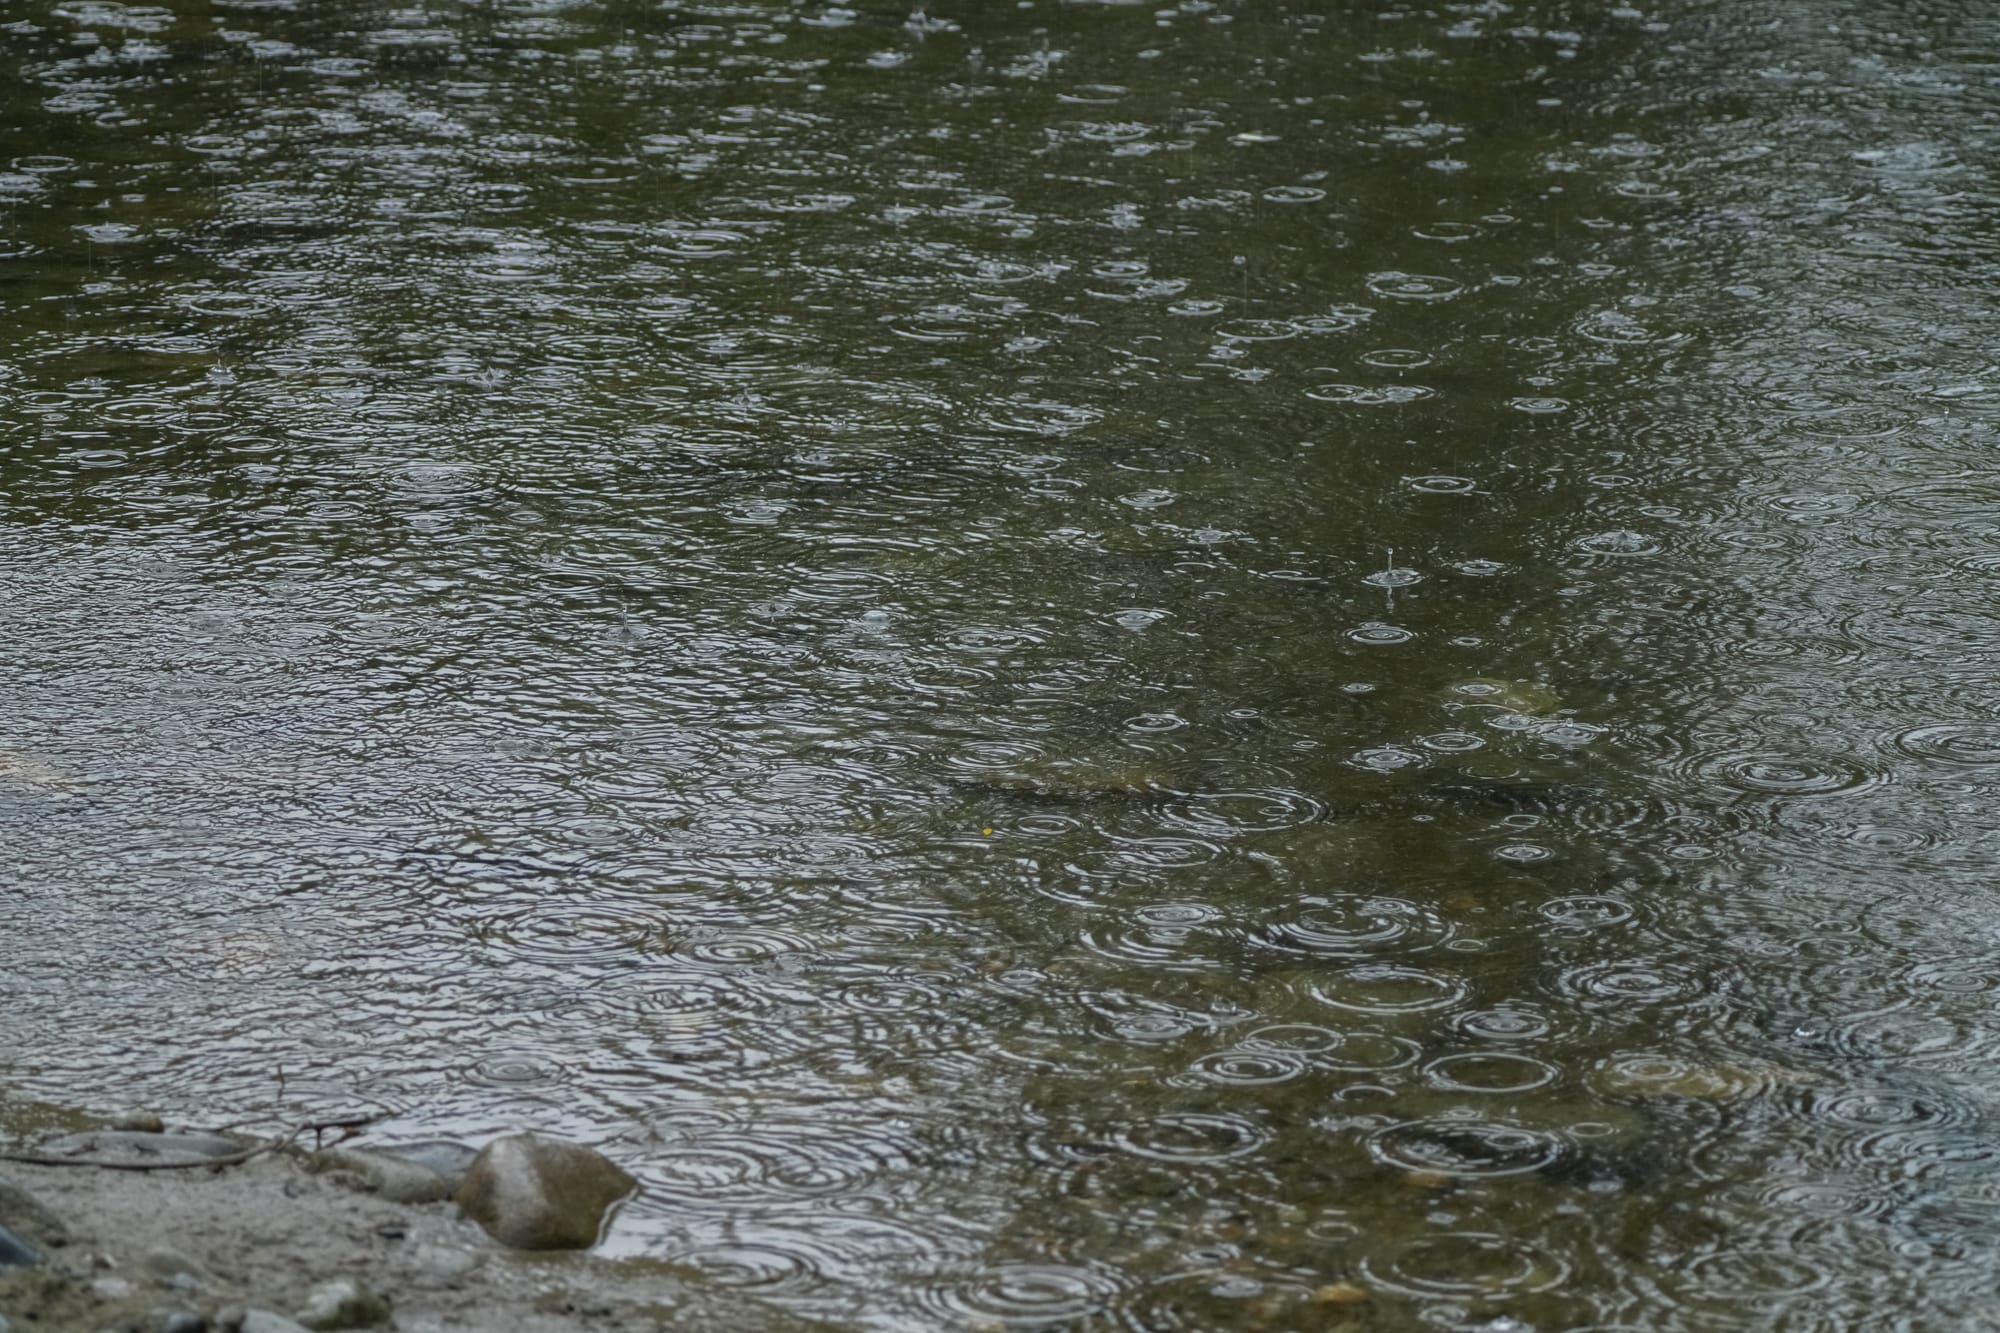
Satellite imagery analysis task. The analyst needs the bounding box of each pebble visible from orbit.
[90,1275,136,1301]
[213,1306,246,1333]
[240,1313,313,1333]
[457,1132,637,1250]
[139,1248,202,1278]
[154,1312,208,1333]
[293,1277,392,1331]
[409,1242,481,1279]
[111,1111,166,1133]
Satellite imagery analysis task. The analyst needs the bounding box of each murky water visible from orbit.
[4,0,2000,1326]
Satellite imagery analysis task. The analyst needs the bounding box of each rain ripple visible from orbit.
[1257,894,1454,956]
[1367,1116,1572,1178]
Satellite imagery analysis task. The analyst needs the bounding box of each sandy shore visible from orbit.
[0,1104,824,1333]
[1,1151,695,1332]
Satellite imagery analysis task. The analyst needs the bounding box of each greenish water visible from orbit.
[4,0,2000,1327]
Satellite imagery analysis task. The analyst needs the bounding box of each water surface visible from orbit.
[4,0,2000,1327]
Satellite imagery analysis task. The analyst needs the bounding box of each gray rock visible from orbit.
[153,1312,208,1333]
[293,1278,391,1331]
[456,1132,637,1250]
[137,1248,204,1292]
[39,1132,245,1162]
[376,1140,477,1190]
[0,1221,40,1267]
[409,1242,482,1279]
[111,1111,166,1133]
[213,1307,246,1333]
[315,1148,453,1205]
[240,1313,313,1333]
[140,1246,201,1273]
[90,1274,136,1300]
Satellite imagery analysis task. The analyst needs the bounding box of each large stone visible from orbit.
[456,1133,636,1250]
[293,1277,391,1331]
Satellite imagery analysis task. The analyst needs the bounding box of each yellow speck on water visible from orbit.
[1313,1281,1371,1306]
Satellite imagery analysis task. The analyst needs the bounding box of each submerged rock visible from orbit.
[1450,676,1564,715]
[376,1140,477,1191]
[110,1110,166,1133]
[294,1277,391,1330]
[456,1133,637,1250]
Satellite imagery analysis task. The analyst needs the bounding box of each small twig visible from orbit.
[303,1112,390,1134]
[305,1111,391,1149]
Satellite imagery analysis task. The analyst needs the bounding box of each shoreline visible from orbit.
[0,1096,815,1333]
